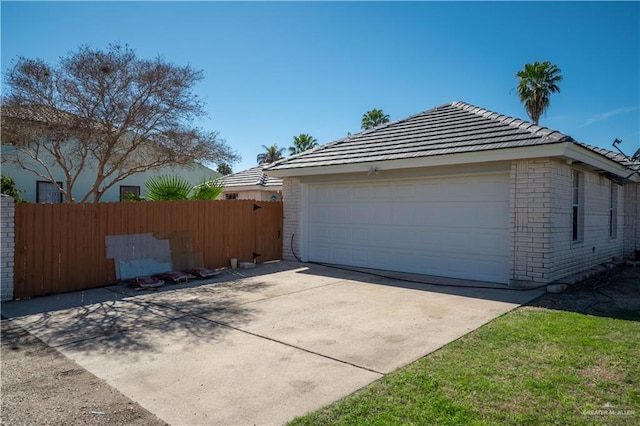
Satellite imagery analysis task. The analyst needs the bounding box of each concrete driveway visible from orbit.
[1,261,543,425]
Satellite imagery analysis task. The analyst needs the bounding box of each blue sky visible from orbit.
[2,1,639,173]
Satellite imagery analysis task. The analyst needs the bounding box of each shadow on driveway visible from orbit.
[0,261,305,355]
[292,262,545,305]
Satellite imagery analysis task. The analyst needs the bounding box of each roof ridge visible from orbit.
[450,101,574,143]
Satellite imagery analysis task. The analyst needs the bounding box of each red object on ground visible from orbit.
[130,276,164,288]
[154,271,196,283]
[187,267,221,279]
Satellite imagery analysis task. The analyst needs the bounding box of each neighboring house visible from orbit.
[1,105,219,202]
[219,165,283,201]
[1,145,219,203]
[265,101,640,287]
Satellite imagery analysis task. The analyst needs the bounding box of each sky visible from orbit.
[2,1,639,173]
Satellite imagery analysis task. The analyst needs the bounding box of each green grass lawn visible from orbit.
[289,307,640,426]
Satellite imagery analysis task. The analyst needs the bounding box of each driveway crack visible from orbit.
[192,313,385,376]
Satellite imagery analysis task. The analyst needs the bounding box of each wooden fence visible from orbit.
[14,200,283,299]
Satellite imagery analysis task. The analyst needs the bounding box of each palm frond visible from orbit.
[144,175,192,201]
[191,176,224,200]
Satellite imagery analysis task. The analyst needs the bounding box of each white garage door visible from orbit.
[307,173,510,284]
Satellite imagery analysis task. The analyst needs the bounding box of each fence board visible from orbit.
[14,200,283,299]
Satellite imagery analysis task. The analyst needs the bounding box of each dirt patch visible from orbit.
[1,319,167,426]
[529,264,640,321]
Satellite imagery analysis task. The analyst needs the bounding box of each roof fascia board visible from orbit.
[563,144,640,182]
[265,142,639,182]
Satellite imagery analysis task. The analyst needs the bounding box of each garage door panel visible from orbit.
[443,182,472,201]
[372,205,393,224]
[419,229,445,247]
[352,185,371,200]
[474,230,509,252]
[418,183,443,199]
[311,186,332,200]
[369,248,399,270]
[373,185,393,200]
[307,174,510,284]
[370,228,398,246]
[392,205,416,226]
[309,204,330,222]
[309,244,331,261]
[309,224,333,242]
[333,187,351,202]
[332,247,348,263]
[396,183,416,199]
[350,227,370,244]
[332,225,350,243]
[471,202,509,228]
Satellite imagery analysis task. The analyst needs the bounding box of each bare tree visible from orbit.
[1,43,239,202]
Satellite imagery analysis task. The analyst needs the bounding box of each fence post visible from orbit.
[1,195,15,301]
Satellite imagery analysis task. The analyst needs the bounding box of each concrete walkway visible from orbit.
[1,261,543,425]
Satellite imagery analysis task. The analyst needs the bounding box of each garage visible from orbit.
[306,173,510,284]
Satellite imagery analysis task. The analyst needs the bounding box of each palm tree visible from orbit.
[515,61,563,125]
[191,176,225,200]
[289,133,318,155]
[361,109,390,130]
[143,175,224,201]
[257,144,285,164]
[144,175,192,200]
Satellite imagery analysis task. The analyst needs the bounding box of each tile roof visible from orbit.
[266,101,637,172]
[220,165,282,188]
[576,142,639,169]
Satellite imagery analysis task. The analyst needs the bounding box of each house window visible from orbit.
[572,171,584,242]
[36,181,63,203]
[609,181,618,239]
[225,193,238,200]
[120,185,141,201]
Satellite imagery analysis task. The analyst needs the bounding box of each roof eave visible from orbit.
[264,144,568,177]
[223,184,282,192]
[264,143,639,182]
[562,144,640,182]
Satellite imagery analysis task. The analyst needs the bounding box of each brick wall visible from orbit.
[509,159,552,286]
[282,177,301,261]
[510,159,625,286]
[548,160,624,281]
[1,195,15,301]
[623,182,639,259]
